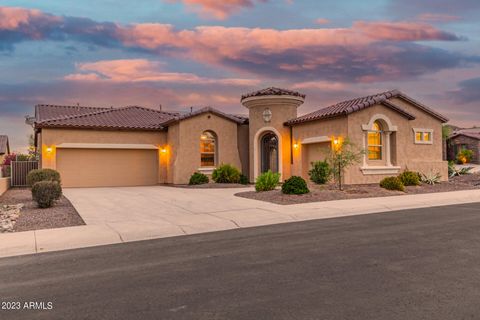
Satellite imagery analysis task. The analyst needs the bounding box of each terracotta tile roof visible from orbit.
[35,105,179,131]
[449,128,480,140]
[161,106,247,126]
[285,89,448,126]
[241,87,306,100]
[0,135,9,155]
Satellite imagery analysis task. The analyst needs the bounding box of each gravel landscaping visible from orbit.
[0,188,85,232]
[236,173,480,205]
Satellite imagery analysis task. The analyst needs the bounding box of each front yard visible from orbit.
[236,173,480,205]
[0,188,85,232]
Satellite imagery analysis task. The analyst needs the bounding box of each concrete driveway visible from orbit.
[64,186,480,244]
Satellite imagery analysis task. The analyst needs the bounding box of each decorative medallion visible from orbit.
[262,108,272,123]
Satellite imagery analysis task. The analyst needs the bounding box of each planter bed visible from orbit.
[0,188,85,232]
[235,173,480,205]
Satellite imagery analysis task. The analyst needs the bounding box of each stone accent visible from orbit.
[0,204,23,233]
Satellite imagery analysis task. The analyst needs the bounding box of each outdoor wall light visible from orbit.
[160,148,168,154]
[293,143,299,149]
[46,147,53,153]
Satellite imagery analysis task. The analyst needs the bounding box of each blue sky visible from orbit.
[1,0,479,150]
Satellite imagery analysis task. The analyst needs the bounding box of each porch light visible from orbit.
[333,139,339,145]
[293,143,299,149]
[46,147,53,153]
[160,148,168,154]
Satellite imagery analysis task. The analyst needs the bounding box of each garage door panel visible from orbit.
[56,149,158,187]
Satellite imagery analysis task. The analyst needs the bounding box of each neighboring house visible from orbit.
[0,135,10,164]
[32,88,448,187]
[447,128,480,164]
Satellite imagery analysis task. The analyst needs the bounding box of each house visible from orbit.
[0,135,10,164]
[447,128,480,164]
[32,88,448,187]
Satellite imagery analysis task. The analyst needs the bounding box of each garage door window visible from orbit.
[200,131,217,167]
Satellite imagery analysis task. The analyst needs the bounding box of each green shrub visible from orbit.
[189,172,209,185]
[31,181,62,208]
[398,170,420,186]
[448,161,473,178]
[420,172,442,185]
[457,149,474,164]
[282,176,310,195]
[26,169,61,187]
[239,174,249,185]
[212,164,241,183]
[380,177,405,191]
[255,170,280,192]
[308,160,331,184]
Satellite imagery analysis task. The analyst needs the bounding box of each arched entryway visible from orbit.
[260,132,279,173]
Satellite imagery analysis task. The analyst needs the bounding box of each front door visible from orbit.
[260,132,279,173]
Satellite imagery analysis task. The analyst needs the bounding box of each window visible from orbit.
[200,131,216,167]
[368,121,383,160]
[413,128,433,144]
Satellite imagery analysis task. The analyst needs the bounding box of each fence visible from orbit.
[11,161,39,187]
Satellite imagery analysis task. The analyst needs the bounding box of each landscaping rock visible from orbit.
[0,204,24,233]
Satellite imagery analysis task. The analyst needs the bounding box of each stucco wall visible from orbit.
[344,100,447,184]
[40,128,167,184]
[0,177,10,196]
[169,112,243,184]
[237,124,250,176]
[291,116,348,179]
[244,96,303,181]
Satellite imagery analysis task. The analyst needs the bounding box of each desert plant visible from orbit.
[282,176,309,194]
[329,138,365,190]
[31,181,62,208]
[308,160,331,184]
[26,168,61,187]
[456,149,474,164]
[420,171,442,185]
[255,170,280,192]
[189,172,209,185]
[380,176,405,191]
[448,161,473,178]
[398,170,420,186]
[212,164,241,183]
[239,174,249,185]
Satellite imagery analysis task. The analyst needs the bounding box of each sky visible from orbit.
[1,0,479,151]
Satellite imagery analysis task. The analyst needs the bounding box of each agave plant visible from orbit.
[421,171,442,185]
[448,161,473,178]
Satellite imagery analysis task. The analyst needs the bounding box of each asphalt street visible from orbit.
[1,202,480,319]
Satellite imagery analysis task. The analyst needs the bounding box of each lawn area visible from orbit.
[236,173,480,205]
[0,188,85,232]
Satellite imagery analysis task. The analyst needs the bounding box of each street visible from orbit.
[1,202,480,319]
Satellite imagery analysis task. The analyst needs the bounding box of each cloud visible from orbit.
[314,18,330,25]
[417,13,461,23]
[64,59,260,86]
[170,0,267,19]
[0,6,475,83]
[449,77,480,104]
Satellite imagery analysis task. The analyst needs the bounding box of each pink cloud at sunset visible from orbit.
[417,13,461,23]
[170,0,267,19]
[64,59,260,86]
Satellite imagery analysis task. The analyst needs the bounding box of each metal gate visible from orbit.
[11,161,39,187]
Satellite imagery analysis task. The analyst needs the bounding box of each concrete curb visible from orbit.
[1,189,479,259]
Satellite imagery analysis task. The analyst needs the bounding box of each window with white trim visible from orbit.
[413,128,433,144]
[368,121,383,160]
[200,131,216,167]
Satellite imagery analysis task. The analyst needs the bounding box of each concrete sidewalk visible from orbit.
[1,186,480,258]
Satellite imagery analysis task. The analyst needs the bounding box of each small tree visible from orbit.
[328,138,365,190]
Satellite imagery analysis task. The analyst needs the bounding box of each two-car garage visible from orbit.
[55,145,159,188]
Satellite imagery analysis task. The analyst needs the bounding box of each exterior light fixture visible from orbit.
[333,139,339,145]
[160,148,167,154]
[46,147,53,153]
[293,143,299,149]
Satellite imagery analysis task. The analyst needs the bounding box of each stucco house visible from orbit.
[32,87,448,187]
[447,128,480,164]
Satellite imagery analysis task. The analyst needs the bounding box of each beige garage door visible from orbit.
[56,148,158,187]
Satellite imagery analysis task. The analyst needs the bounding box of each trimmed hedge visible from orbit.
[398,170,420,186]
[379,177,405,191]
[189,172,209,185]
[31,181,62,208]
[255,170,280,192]
[239,174,249,185]
[26,169,61,187]
[282,176,309,195]
[212,164,241,183]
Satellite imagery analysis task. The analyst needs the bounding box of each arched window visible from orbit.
[200,131,216,167]
[368,121,383,160]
